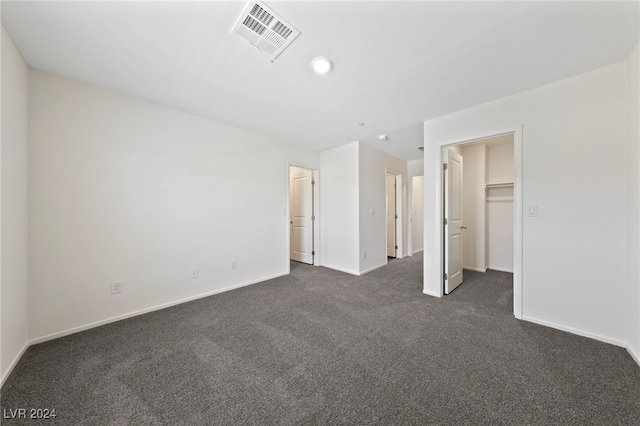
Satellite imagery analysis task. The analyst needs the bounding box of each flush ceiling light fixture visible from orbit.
[378,134,389,141]
[311,56,333,74]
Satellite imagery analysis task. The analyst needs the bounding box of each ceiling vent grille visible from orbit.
[232,1,300,61]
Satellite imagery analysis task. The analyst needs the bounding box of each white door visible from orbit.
[387,173,397,258]
[444,149,464,294]
[290,166,314,264]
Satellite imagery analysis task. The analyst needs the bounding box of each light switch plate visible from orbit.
[527,205,538,217]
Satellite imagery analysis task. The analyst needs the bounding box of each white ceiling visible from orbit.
[2,1,639,160]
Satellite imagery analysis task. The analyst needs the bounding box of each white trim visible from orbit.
[312,169,321,266]
[360,262,387,275]
[522,315,626,348]
[513,126,523,319]
[1,341,29,388]
[463,266,487,273]
[487,267,514,273]
[412,248,424,254]
[29,273,287,345]
[320,264,359,276]
[627,346,640,367]
[422,289,440,297]
[424,126,523,319]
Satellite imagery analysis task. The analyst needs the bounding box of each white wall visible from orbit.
[359,143,407,273]
[1,24,29,384]
[627,41,640,364]
[320,142,360,275]
[486,142,514,272]
[486,143,514,184]
[461,143,486,271]
[28,70,320,341]
[424,60,628,346]
[449,145,462,156]
[407,159,424,178]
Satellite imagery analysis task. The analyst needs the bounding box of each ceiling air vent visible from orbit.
[232,1,301,61]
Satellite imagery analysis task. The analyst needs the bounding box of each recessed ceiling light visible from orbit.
[311,56,333,74]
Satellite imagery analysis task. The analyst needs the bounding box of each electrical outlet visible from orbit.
[231,260,238,270]
[190,268,199,279]
[111,280,122,294]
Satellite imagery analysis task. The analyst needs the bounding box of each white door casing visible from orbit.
[444,149,464,294]
[412,175,424,253]
[290,166,314,264]
[387,173,397,257]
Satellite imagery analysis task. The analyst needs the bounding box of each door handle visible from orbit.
[460,226,467,229]
[290,221,293,224]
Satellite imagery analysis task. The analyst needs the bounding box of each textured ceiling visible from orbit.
[2,1,639,160]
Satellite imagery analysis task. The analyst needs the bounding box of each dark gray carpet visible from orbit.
[2,252,639,425]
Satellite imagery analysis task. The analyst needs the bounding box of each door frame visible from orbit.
[424,127,523,319]
[287,163,320,272]
[385,169,404,262]
[409,175,424,256]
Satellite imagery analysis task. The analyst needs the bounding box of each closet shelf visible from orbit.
[486,196,514,202]
[485,182,514,189]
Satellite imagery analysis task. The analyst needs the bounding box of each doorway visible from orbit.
[442,134,515,295]
[411,175,424,254]
[386,171,403,260]
[386,172,398,258]
[289,165,316,265]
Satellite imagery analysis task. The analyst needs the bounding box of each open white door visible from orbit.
[386,173,397,258]
[444,149,464,294]
[290,166,314,264]
[411,176,424,253]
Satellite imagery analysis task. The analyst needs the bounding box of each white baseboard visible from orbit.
[320,264,359,276]
[359,263,387,275]
[422,288,442,298]
[463,266,487,273]
[488,266,514,273]
[1,341,29,388]
[30,273,287,345]
[522,315,626,348]
[627,345,640,367]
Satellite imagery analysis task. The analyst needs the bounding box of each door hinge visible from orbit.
[312,215,315,221]
[312,180,315,185]
[444,273,448,281]
[395,245,398,249]
[312,251,315,256]
[443,163,448,170]
[395,215,398,219]
[444,218,448,225]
